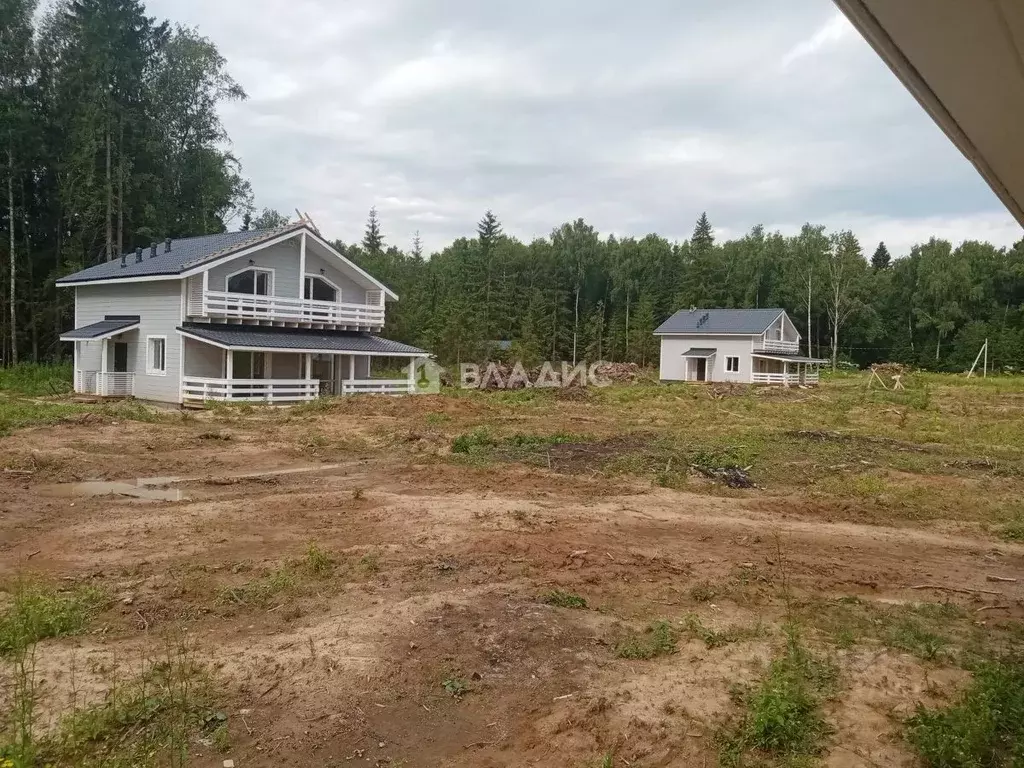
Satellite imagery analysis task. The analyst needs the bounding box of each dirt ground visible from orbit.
[1,386,1023,767]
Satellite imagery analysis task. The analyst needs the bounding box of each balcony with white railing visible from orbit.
[198,290,385,329]
[75,371,135,397]
[755,338,800,354]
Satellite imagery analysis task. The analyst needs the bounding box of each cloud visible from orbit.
[781,13,853,70]
[146,0,1021,255]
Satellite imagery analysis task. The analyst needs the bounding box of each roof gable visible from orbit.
[654,308,787,335]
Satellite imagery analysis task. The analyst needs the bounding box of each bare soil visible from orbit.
[1,393,1022,767]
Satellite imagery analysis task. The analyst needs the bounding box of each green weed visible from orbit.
[907,657,1024,768]
[442,676,470,698]
[304,543,335,577]
[218,567,295,607]
[0,581,106,656]
[615,621,678,660]
[541,589,587,609]
[684,615,764,649]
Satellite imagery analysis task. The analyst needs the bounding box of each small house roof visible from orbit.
[59,315,141,341]
[56,225,306,285]
[178,323,427,357]
[681,348,717,357]
[655,308,786,335]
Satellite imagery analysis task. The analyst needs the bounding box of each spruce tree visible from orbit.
[871,241,891,271]
[477,209,502,252]
[362,206,383,255]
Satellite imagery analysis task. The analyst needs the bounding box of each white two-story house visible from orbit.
[57,222,428,405]
[655,308,826,385]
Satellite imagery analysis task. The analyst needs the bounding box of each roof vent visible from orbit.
[696,312,710,327]
[150,242,157,258]
[135,247,143,263]
[164,237,172,253]
[120,253,127,268]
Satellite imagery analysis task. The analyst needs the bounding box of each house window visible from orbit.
[231,351,266,379]
[227,268,271,295]
[304,275,338,302]
[147,336,166,375]
[726,356,740,373]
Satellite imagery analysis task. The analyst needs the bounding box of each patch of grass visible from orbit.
[684,614,765,649]
[0,362,73,396]
[885,618,950,661]
[304,543,335,577]
[218,567,295,607]
[0,581,106,656]
[450,427,588,455]
[998,517,1024,542]
[424,412,450,425]
[615,620,678,660]
[718,629,837,767]
[907,657,1024,768]
[541,589,587,609]
[451,427,495,454]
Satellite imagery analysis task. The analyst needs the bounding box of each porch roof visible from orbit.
[752,353,827,364]
[60,315,140,341]
[178,323,427,357]
[682,347,717,357]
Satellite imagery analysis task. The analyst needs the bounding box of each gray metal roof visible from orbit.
[60,315,140,340]
[178,323,427,356]
[655,308,786,335]
[55,224,304,284]
[681,347,717,357]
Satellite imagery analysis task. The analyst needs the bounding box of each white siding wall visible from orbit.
[75,280,184,402]
[659,335,755,383]
[203,237,375,306]
[206,239,302,298]
[304,250,372,304]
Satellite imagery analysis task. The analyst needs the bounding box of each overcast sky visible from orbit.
[148,0,1022,256]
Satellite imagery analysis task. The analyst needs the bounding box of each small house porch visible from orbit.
[178,324,427,405]
[751,354,825,385]
[61,315,141,398]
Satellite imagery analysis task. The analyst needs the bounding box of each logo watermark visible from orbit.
[410,359,614,392]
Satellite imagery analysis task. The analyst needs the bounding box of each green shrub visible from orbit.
[907,658,1024,768]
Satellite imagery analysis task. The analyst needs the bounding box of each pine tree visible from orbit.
[411,230,423,260]
[477,209,502,253]
[362,206,383,255]
[692,211,714,254]
[871,241,891,271]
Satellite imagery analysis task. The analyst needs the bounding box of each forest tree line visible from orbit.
[2,0,1023,372]
[0,0,255,364]
[343,209,1024,372]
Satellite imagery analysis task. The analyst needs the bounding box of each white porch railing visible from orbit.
[751,370,819,385]
[341,379,414,395]
[756,339,800,353]
[75,371,134,397]
[181,377,320,403]
[201,290,384,328]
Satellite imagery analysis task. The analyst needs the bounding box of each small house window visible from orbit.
[147,336,166,375]
[726,356,740,373]
[304,275,338,302]
[227,268,271,295]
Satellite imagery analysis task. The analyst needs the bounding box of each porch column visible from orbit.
[407,358,417,393]
[73,342,80,393]
[100,338,108,396]
[225,349,233,400]
[783,361,789,388]
[304,353,314,400]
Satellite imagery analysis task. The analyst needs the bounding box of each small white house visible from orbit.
[57,222,429,405]
[655,308,826,385]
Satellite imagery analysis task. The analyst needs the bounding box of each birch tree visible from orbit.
[824,230,866,370]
